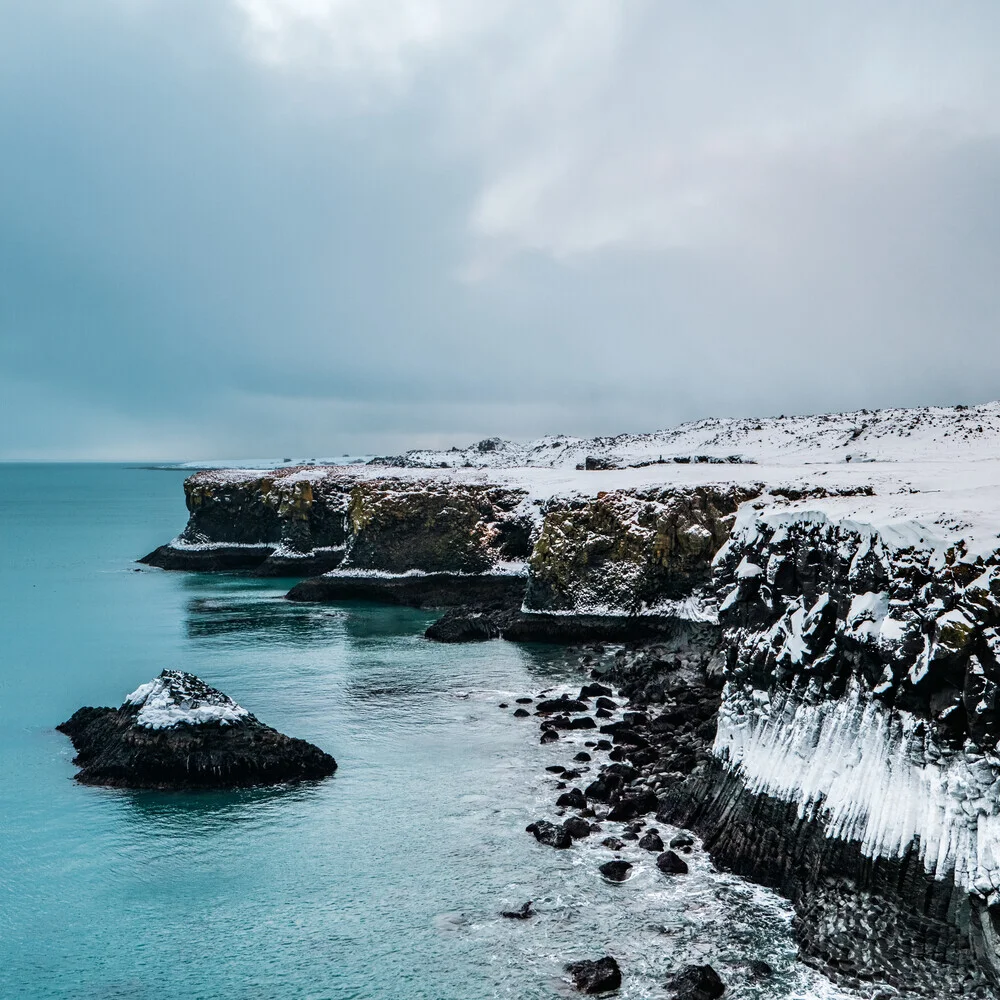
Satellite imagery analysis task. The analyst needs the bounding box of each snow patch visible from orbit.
[126,671,251,729]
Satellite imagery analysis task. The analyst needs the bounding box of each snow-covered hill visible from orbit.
[374,401,1000,469]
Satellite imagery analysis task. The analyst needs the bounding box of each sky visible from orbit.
[3,1,1000,460]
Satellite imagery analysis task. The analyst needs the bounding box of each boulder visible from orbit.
[599,860,633,882]
[563,816,593,839]
[500,901,534,920]
[639,830,664,852]
[537,697,588,714]
[656,851,689,875]
[526,821,572,849]
[607,790,659,821]
[565,956,622,995]
[665,965,725,999]
[57,670,337,790]
[556,788,587,810]
[425,609,505,643]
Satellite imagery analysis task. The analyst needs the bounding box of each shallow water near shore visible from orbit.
[1,464,863,999]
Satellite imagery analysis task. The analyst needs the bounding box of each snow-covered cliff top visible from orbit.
[377,401,1000,469]
[177,400,1000,569]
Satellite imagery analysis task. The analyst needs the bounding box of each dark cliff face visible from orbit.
[342,479,534,573]
[525,485,759,614]
[652,504,1000,994]
[142,470,536,581]
[141,468,355,573]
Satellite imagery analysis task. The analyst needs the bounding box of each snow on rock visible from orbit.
[712,494,1000,894]
[126,670,251,729]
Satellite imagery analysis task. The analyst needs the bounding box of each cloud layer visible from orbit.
[3,0,1000,458]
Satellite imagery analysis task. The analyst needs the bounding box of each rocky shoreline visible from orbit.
[136,418,1000,996]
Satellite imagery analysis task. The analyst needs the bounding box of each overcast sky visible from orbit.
[3,1,1000,459]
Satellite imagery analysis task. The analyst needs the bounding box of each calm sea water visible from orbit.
[0,464,860,1000]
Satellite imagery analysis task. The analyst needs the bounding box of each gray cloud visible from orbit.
[2,0,1000,459]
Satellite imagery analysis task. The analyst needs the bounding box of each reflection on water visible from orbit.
[113,780,331,832]
[184,593,348,641]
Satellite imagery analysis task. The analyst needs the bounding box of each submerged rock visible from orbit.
[565,956,622,994]
[57,670,337,790]
[500,901,534,920]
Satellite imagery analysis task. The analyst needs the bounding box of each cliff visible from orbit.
[657,490,1000,995]
[140,402,1000,993]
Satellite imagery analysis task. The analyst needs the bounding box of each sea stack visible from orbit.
[57,670,337,789]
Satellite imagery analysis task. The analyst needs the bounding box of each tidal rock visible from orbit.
[564,816,593,840]
[748,960,773,979]
[57,670,337,790]
[537,697,588,714]
[656,851,689,876]
[599,860,633,882]
[501,901,534,920]
[602,837,625,851]
[526,820,572,849]
[670,832,695,851]
[565,956,622,995]
[607,790,659,821]
[513,708,530,718]
[556,788,587,810]
[665,964,725,999]
[574,751,592,762]
[639,830,664,852]
[595,697,618,711]
[580,683,614,699]
[541,730,560,744]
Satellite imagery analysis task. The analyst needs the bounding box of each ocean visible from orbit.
[0,463,858,999]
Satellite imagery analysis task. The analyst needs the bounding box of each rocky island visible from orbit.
[58,670,337,789]
[140,402,1000,996]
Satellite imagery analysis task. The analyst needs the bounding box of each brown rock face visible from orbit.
[343,479,533,573]
[525,485,760,613]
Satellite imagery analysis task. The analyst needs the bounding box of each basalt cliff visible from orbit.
[143,401,1000,996]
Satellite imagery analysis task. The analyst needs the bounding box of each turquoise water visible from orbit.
[0,464,857,1000]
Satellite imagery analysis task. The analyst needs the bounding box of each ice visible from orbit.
[716,676,1000,893]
